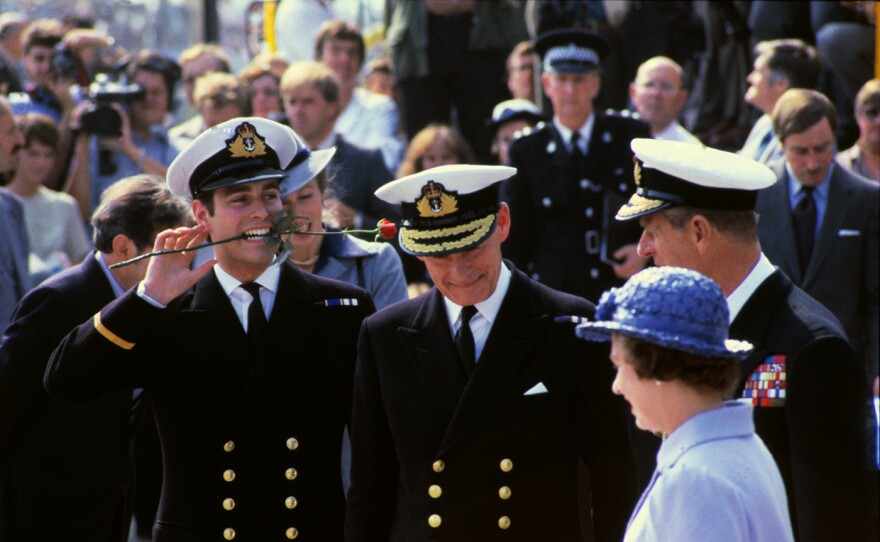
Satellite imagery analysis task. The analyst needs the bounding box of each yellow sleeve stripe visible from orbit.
[93,313,136,350]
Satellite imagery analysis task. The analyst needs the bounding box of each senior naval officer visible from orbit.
[45,117,374,542]
[344,164,637,542]
[618,138,877,542]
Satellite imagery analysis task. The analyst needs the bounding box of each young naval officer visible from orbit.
[344,165,637,542]
[45,117,375,541]
[617,138,877,542]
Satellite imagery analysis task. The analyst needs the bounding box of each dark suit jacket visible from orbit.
[729,270,877,542]
[0,253,131,542]
[502,114,650,303]
[46,262,374,542]
[328,135,400,227]
[345,263,637,542]
[0,188,30,332]
[756,164,879,381]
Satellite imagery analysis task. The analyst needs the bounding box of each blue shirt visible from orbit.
[89,127,178,212]
[625,402,794,542]
[786,162,831,239]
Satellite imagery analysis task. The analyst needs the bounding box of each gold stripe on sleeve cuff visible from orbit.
[93,313,136,350]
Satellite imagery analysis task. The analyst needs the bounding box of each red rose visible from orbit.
[377,219,397,240]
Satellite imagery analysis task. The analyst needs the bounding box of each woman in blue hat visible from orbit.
[281,165,407,311]
[577,267,794,542]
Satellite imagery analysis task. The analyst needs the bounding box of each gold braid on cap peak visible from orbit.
[616,193,666,218]
[401,215,495,253]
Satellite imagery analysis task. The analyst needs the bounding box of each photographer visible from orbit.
[9,19,124,191]
[65,50,180,221]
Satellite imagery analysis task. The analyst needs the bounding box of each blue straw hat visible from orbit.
[576,267,753,359]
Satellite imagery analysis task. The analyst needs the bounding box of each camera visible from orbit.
[80,73,145,137]
[51,47,82,82]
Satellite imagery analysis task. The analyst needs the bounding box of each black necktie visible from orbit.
[241,282,268,348]
[570,131,586,163]
[791,186,816,272]
[455,305,478,375]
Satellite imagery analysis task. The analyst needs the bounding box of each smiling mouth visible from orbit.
[242,227,271,239]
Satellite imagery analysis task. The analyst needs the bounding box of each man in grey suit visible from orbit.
[756,88,879,391]
[0,96,29,333]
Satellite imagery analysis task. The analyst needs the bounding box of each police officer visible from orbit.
[46,117,374,541]
[501,29,650,303]
[345,165,637,542]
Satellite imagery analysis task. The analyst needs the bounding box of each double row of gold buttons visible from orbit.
[427,458,514,530]
[220,438,301,540]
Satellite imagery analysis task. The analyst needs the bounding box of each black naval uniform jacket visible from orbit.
[502,114,650,303]
[345,263,637,542]
[729,270,877,542]
[45,262,375,542]
[0,253,132,542]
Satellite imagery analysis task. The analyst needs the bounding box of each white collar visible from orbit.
[214,263,281,297]
[96,251,126,298]
[553,113,594,150]
[726,252,775,322]
[315,131,337,151]
[444,263,512,329]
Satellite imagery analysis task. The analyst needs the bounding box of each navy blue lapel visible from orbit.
[227,263,318,436]
[398,288,470,423]
[438,267,546,455]
[729,271,789,386]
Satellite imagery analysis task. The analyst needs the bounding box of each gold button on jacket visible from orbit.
[223,440,235,452]
[432,459,445,473]
[286,527,299,539]
[223,469,236,482]
[223,527,236,540]
[498,486,512,500]
[428,484,442,498]
[285,496,298,509]
[286,437,299,450]
[285,467,298,480]
[498,516,511,529]
[222,498,235,511]
[499,459,513,472]
[428,514,442,528]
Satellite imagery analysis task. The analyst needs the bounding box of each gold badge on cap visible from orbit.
[416,181,458,218]
[633,160,643,186]
[227,121,268,159]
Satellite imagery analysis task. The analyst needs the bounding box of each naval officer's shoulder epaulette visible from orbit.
[511,120,548,142]
[604,108,640,120]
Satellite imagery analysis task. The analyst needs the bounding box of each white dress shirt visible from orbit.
[443,264,512,363]
[213,264,280,332]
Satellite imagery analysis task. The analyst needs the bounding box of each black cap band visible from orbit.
[636,160,758,211]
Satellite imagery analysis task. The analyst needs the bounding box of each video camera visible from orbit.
[80,73,145,137]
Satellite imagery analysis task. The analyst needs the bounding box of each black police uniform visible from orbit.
[502,113,650,303]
